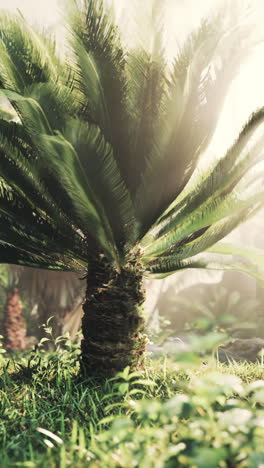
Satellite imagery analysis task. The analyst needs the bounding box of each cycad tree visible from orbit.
[0,0,264,375]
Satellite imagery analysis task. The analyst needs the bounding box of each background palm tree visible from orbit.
[0,0,264,375]
[1,264,84,343]
[0,265,26,350]
[12,266,85,340]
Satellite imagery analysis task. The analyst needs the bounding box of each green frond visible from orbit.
[0,88,52,134]
[144,187,263,260]
[143,191,263,272]
[0,12,76,132]
[0,110,70,230]
[124,0,167,198]
[70,35,110,133]
[69,0,131,184]
[126,50,167,183]
[0,182,87,261]
[128,50,168,231]
[169,5,255,160]
[147,255,264,285]
[1,88,121,261]
[144,107,264,257]
[145,240,264,286]
[27,81,77,132]
[0,117,32,156]
[0,175,88,271]
[136,7,260,237]
[0,12,60,92]
[64,118,139,251]
[0,115,116,268]
[0,242,84,272]
[144,198,262,270]
[38,131,120,263]
[133,19,222,228]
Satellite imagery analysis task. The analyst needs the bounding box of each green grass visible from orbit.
[0,333,264,468]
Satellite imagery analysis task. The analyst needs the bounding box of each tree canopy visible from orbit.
[0,0,263,282]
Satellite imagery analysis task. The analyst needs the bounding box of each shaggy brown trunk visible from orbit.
[81,254,148,376]
[3,288,26,351]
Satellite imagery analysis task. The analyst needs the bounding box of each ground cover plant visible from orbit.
[0,330,264,468]
[0,0,264,375]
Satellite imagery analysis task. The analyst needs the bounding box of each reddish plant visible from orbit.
[3,288,26,351]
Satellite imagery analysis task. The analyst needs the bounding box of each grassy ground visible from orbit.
[0,332,264,468]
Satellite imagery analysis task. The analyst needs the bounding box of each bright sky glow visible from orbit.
[0,0,61,25]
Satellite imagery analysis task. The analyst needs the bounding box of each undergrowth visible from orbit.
[0,327,264,468]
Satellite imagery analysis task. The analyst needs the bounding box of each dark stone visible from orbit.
[218,338,264,363]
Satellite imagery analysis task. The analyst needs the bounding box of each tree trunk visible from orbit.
[81,253,148,376]
[3,288,26,351]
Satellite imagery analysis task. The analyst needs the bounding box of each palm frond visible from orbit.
[146,240,264,286]
[147,255,264,285]
[0,12,59,92]
[135,6,260,235]
[0,92,119,265]
[27,81,77,132]
[0,182,87,261]
[0,12,77,130]
[143,108,264,258]
[143,199,261,273]
[0,242,84,271]
[64,118,138,252]
[128,50,168,233]
[69,0,131,185]
[144,188,263,261]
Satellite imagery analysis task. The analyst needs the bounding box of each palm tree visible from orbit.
[0,265,26,351]
[0,0,264,375]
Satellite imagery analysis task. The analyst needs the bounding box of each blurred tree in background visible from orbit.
[0,265,26,350]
